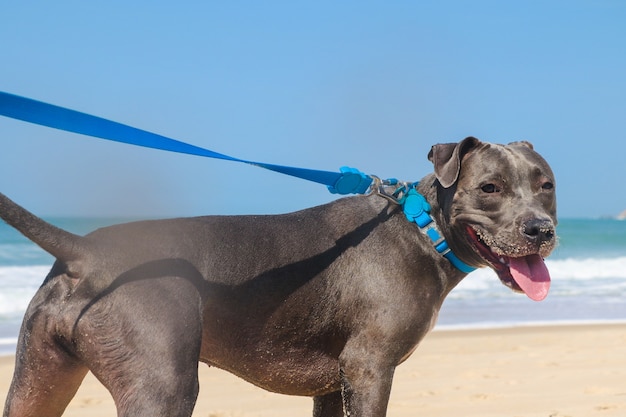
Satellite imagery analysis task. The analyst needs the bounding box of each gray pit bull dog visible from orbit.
[1,137,556,417]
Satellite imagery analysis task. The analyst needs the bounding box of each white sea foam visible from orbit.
[546,257,626,280]
[0,266,50,318]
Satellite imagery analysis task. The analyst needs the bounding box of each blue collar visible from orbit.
[400,187,476,274]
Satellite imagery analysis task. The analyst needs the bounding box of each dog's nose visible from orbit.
[522,218,555,243]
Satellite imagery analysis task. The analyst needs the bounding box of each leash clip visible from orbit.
[369,176,416,205]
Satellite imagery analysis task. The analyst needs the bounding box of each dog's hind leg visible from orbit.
[3,323,89,417]
[95,354,200,417]
[79,275,204,417]
[313,391,344,417]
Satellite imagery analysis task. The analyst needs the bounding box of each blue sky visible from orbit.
[1,1,625,218]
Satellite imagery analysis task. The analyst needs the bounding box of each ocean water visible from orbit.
[0,217,625,354]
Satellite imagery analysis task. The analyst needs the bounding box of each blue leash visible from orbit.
[0,91,371,195]
[0,91,475,273]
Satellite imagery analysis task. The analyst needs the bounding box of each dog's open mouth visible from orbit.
[466,226,551,301]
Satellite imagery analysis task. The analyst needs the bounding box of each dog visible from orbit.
[1,137,556,416]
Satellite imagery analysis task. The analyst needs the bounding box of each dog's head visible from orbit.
[428,137,557,301]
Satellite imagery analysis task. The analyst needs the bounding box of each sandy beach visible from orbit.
[1,323,625,416]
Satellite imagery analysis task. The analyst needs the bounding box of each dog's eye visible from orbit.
[541,181,554,191]
[481,184,500,193]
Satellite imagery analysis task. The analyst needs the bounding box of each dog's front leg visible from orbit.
[338,342,395,417]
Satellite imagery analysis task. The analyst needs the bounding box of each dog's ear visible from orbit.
[428,136,481,188]
[509,140,534,150]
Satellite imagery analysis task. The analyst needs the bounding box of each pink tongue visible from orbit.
[508,255,551,301]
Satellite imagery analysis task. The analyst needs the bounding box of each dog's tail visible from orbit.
[0,192,89,266]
